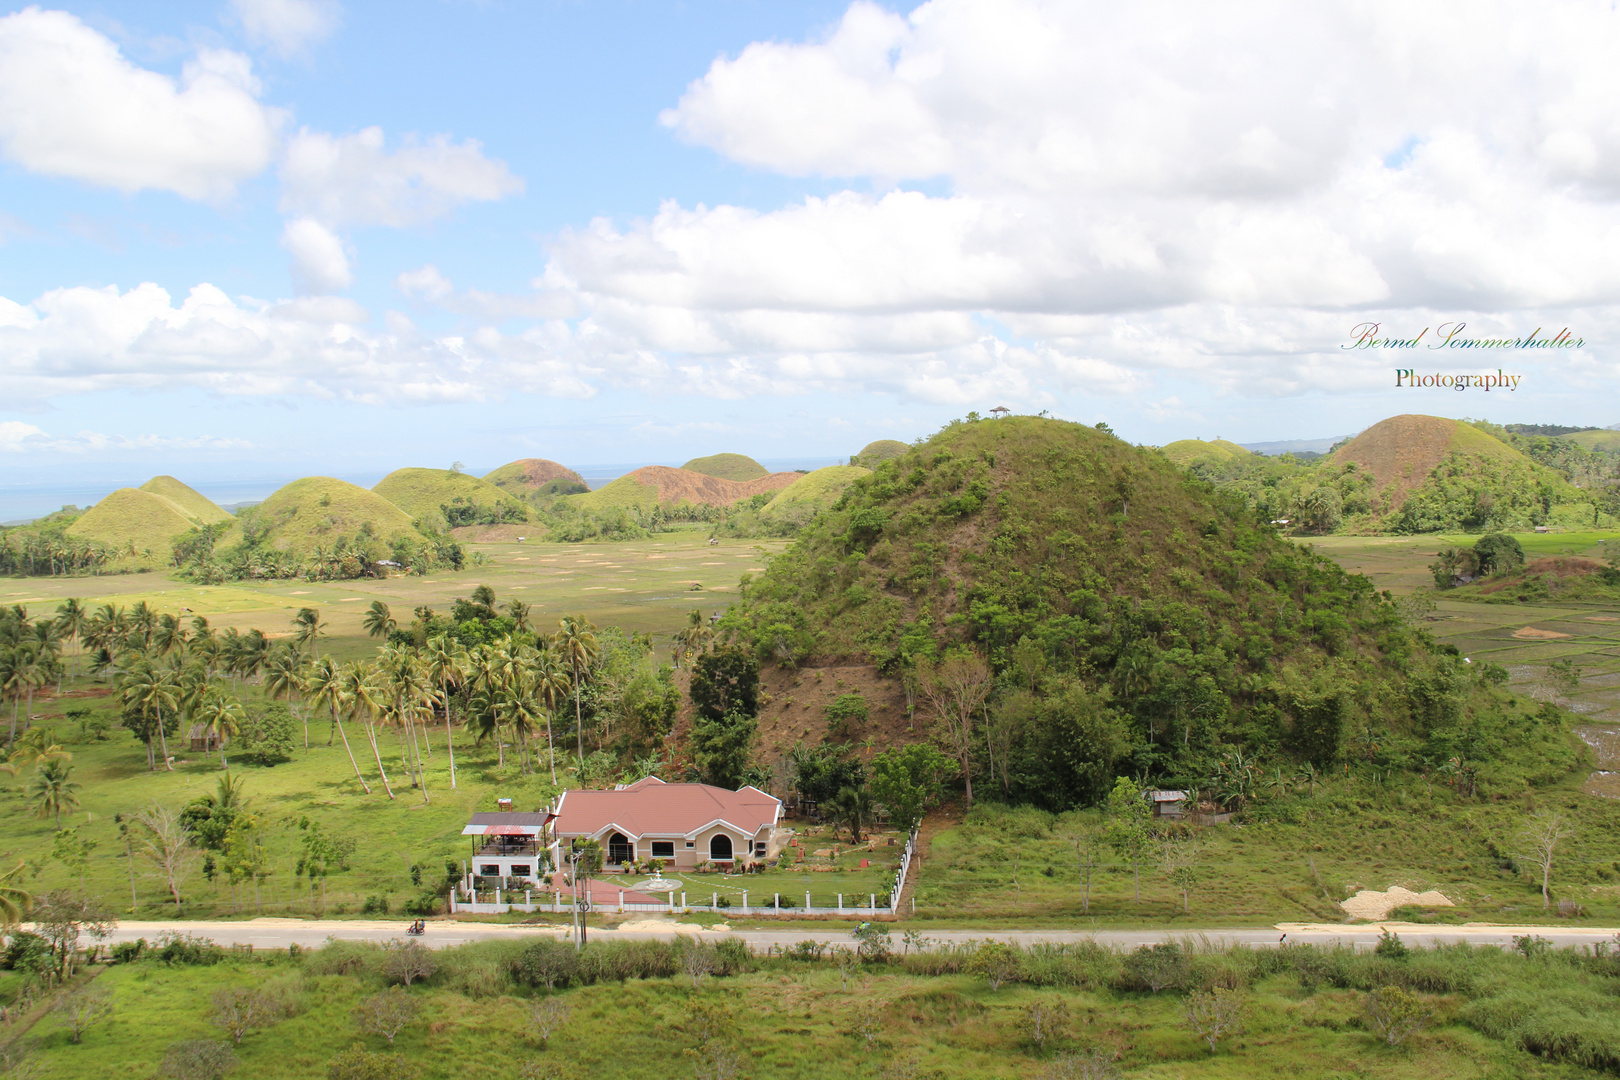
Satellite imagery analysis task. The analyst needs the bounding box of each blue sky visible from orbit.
[3,0,1620,510]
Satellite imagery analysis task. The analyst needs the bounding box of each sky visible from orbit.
[4,0,1620,510]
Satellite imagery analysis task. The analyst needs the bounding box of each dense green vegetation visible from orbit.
[7,928,1620,1078]
[1186,416,1620,535]
[726,416,1592,810]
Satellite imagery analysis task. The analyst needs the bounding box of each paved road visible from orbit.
[50,918,1620,953]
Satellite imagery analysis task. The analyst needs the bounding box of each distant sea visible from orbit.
[0,457,847,525]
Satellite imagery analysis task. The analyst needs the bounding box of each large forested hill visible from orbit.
[723,416,1578,804]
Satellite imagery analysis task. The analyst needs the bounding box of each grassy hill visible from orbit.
[850,439,909,467]
[1158,438,1253,467]
[680,452,768,481]
[1331,414,1524,512]
[241,477,416,555]
[483,458,587,497]
[64,487,198,557]
[761,465,870,521]
[1567,428,1620,453]
[728,415,1582,801]
[373,468,528,529]
[138,475,231,524]
[569,466,799,511]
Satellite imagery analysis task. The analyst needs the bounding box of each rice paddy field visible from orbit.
[1,531,789,663]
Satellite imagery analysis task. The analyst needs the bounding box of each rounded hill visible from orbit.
[680,453,768,481]
[1330,415,1521,508]
[373,468,528,529]
[850,439,909,467]
[1159,438,1252,467]
[761,465,871,521]
[66,488,199,556]
[245,477,416,554]
[569,466,800,511]
[483,458,587,497]
[138,476,231,524]
[720,415,1484,803]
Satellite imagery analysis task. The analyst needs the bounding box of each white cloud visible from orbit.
[0,419,248,454]
[281,217,353,293]
[0,281,597,405]
[0,7,280,199]
[231,0,340,56]
[280,126,522,228]
[395,264,577,320]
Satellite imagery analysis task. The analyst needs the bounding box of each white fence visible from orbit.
[451,827,921,919]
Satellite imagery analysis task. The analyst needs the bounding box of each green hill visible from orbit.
[1567,429,1620,453]
[483,458,587,497]
[726,416,1573,805]
[850,439,909,467]
[680,453,768,481]
[760,465,870,522]
[65,488,198,557]
[567,473,664,514]
[138,475,231,525]
[242,477,416,555]
[1159,438,1253,467]
[373,468,528,529]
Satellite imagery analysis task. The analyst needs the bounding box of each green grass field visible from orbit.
[7,935,1613,1079]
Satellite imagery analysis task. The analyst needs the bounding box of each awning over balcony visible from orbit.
[462,811,553,837]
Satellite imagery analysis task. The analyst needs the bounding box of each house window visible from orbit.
[755,843,767,855]
[685,841,695,848]
[511,865,531,877]
[652,841,674,858]
[479,865,500,876]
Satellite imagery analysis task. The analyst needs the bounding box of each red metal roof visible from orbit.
[552,777,780,841]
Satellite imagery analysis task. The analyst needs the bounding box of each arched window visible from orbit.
[608,832,633,864]
[709,833,733,862]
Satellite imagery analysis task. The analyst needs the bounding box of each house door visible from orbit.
[608,832,634,864]
[709,833,733,862]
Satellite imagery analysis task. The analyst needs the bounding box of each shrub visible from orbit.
[110,938,147,964]
[361,896,390,915]
[154,933,226,967]
[326,1043,422,1080]
[1374,929,1409,960]
[379,940,436,987]
[353,986,417,1045]
[1364,985,1430,1046]
[210,987,282,1044]
[513,939,579,991]
[1,932,51,975]
[161,1039,238,1080]
[306,938,381,978]
[1118,943,1189,993]
[969,941,1022,990]
[713,937,752,976]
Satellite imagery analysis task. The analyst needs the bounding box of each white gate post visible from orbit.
[712,892,717,910]
[774,893,779,913]
[495,887,501,908]
[742,891,748,914]
[837,893,843,911]
[681,892,687,912]
[805,892,811,911]
[619,889,625,914]
[870,893,875,913]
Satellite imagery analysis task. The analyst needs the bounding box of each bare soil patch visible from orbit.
[1330,414,1463,511]
[1340,886,1455,921]
[1513,626,1572,640]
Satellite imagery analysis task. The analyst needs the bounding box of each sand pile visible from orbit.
[616,918,730,933]
[1513,626,1572,640]
[1340,886,1454,920]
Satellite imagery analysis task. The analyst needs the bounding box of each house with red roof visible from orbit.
[549,776,782,870]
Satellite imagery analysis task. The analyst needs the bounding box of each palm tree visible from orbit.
[53,598,85,683]
[0,860,29,928]
[341,662,395,800]
[555,615,600,763]
[532,649,571,785]
[28,759,80,830]
[264,646,308,750]
[504,600,532,633]
[117,660,178,771]
[292,608,325,658]
[423,635,464,788]
[129,601,157,650]
[303,658,371,794]
[197,690,245,770]
[363,601,396,640]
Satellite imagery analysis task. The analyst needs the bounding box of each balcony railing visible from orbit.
[473,839,544,857]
